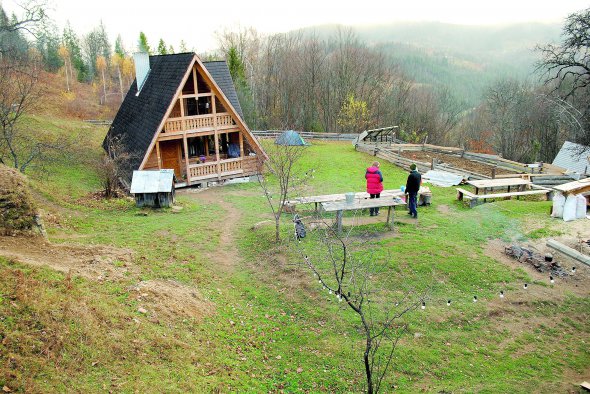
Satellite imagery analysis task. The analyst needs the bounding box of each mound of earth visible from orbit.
[130,280,214,321]
[0,164,43,236]
[0,236,134,280]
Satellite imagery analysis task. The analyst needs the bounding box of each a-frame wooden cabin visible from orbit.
[105,52,266,187]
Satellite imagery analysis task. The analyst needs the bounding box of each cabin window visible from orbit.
[207,135,216,155]
[215,97,227,113]
[197,96,212,115]
[184,98,198,116]
[187,137,206,157]
[182,75,195,95]
[196,69,211,93]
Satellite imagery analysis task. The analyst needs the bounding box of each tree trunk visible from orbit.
[117,65,124,101]
[275,214,280,242]
[365,336,373,394]
[101,69,107,105]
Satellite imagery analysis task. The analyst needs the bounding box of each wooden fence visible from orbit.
[252,130,357,141]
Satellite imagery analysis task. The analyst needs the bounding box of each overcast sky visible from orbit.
[3,0,589,52]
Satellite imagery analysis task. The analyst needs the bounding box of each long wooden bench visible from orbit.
[457,188,551,208]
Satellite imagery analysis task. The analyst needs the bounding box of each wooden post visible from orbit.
[212,96,220,179]
[492,167,496,179]
[431,158,435,170]
[192,67,198,94]
[183,134,190,183]
[239,132,244,157]
[336,210,343,233]
[155,141,161,169]
[179,98,185,130]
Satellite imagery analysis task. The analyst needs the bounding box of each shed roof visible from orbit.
[552,141,590,175]
[130,169,175,194]
[104,54,244,172]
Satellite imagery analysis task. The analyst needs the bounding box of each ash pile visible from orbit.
[505,245,569,277]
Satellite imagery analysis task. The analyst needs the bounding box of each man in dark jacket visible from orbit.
[405,163,421,218]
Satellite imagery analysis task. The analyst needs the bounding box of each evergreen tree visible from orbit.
[168,44,175,54]
[63,22,88,82]
[114,34,126,57]
[36,21,62,72]
[138,31,150,54]
[179,40,188,52]
[157,38,167,55]
[0,6,29,55]
[227,46,245,81]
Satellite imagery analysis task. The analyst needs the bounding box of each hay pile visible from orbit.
[0,164,42,236]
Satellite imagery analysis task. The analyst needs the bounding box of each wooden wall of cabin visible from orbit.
[143,148,159,170]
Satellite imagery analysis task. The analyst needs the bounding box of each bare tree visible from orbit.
[256,141,310,242]
[0,54,69,172]
[537,7,590,147]
[0,0,45,36]
[296,221,424,393]
[99,134,134,198]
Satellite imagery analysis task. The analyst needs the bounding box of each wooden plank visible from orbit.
[467,178,531,188]
[321,199,405,212]
[456,188,476,199]
[546,239,590,266]
[580,381,590,390]
[286,187,430,206]
[475,189,549,199]
[553,178,590,194]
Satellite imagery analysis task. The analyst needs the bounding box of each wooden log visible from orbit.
[546,239,590,267]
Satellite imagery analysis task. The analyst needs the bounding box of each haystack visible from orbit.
[0,164,43,236]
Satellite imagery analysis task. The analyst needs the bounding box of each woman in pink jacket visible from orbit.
[365,161,384,216]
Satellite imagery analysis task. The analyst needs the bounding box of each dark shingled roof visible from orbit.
[104,53,244,171]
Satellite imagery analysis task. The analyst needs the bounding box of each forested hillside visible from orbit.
[302,22,562,106]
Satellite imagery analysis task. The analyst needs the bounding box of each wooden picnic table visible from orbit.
[321,199,407,233]
[466,178,531,195]
[286,187,431,211]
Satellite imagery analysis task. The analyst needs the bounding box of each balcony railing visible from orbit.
[163,113,235,133]
[187,156,259,182]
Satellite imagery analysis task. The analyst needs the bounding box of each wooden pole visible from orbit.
[155,141,161,169]
[546,239,590,266]
[212,96,220,179]
[183,134,190,183]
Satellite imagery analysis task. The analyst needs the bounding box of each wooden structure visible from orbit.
[105,53,266,188]
[321,199,406,232]
[130,169,175,208]
[285,187,431,211]
[457,178,552,208]
[553,178,590,207]
[356,143,567,181]
[553,178,590,196]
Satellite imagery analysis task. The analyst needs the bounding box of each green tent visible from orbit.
[275,130,308,146]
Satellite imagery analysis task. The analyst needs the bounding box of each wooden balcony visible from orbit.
[163,113,235,133]
[187,156,259,183]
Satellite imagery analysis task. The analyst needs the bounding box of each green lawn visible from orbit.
[0,134,588,393]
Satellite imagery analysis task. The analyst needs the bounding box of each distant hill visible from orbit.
[296,22,562,106]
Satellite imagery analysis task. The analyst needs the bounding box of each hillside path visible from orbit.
[188,188,243,273]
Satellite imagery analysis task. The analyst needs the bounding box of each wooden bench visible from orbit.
[321,199,407,232]
[457,188,551,208]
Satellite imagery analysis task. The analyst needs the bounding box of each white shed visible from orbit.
[130,169,176,208]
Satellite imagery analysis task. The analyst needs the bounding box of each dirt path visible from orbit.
[184,188,243,273]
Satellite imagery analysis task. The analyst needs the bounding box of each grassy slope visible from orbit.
[0,127,588,393]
